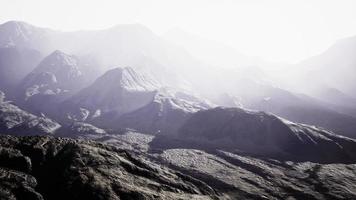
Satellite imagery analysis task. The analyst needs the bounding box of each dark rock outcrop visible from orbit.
[0,135,218,200]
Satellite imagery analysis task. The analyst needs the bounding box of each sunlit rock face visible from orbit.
[68,67,160,115]
[62,66,210,134]
[113,92,211,134]
[21,50,84,99]
[16,50,101,117]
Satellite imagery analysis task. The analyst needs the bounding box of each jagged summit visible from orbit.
[22,50,82,90]
[76,66,160,96]
[33,50,80,75]
[18,50,87,115]
[109,67,160,91]
[66,67,160,118]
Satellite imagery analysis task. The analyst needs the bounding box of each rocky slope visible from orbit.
[152,107,356,163]
[20,50,85,99]
[113,92,211,134]
[1,106,356,199]
[215,84,356,139]
[0,135,218,200]
[17,50,101,116]
[158,148,356,200]
[1,20,356,199]
[66,67,160,118]
[62,67,210,134]
[0,91,60,136]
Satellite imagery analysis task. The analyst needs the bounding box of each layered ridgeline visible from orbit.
[17,50,100,115]
[2,109,356,199]
[1,20,356,199]
[293,36,356,98]
[213,82,356,139]
[62,66,211,133]
[1,20,356,139]
[0,21,197,89]
[20,50,84,100]
[157,107,356,163]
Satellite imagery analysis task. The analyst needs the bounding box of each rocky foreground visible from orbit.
[0,135,219,200]
[1,134,356,200]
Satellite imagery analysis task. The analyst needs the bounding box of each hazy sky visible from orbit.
[1,0,356,63]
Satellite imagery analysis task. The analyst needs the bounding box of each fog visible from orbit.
[2,0,356,63]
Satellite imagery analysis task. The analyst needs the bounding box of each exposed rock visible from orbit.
[0,94,60,135]
[168,107,356,163]
[20,50,85,101]
[0,168,43,200]
[159,148,356,200]
[66,67,159,119]
[113,92,209,134]
[0,135,218,200]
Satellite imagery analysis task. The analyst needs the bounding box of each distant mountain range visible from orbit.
[1,20,356,199]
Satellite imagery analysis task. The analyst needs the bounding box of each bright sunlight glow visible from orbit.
[1,0,356,63]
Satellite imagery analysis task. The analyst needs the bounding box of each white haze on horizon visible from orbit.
[1,0,356,64]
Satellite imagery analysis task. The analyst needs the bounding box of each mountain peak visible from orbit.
[98,66,160,92]
[45,50,75,63]
[0,20,32,29]
[0,20,50,50]
[22,50,82,91]
[36,50,79,71]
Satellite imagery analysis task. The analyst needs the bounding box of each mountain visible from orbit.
[18,50,100,115]
[64,67,211,133]
[310,87,356,117]
[290,36,356,99]
[0,21,206,91]
[209,76,356,139]
[113,92,211,134]
[64,67,160,120]
[157,107,356,163]
[61,107,356,199]
[0,90,60,135]
[0,21,52,53]
[21,50,85,95]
